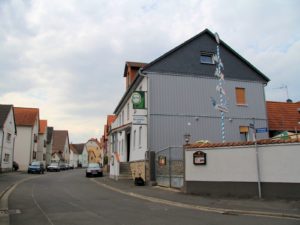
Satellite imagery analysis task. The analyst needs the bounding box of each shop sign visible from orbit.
[132,91,145,109]
[193,151,207,165]
[133,115,147,125]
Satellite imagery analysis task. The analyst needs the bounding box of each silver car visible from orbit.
[86,163,103,177]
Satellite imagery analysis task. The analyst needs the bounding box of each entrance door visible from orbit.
[126,133,131,162]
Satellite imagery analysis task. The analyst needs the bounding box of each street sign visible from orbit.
[255,128,268,133]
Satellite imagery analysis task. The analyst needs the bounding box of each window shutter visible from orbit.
[239,126,249,133]
[236,88,246,104]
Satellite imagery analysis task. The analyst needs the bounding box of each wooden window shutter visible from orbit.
[239,126,249,133]
[236,88,246,104]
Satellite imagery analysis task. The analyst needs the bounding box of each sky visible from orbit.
[1,0,299,143]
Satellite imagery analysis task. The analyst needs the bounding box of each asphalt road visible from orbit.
[6,169,299,225]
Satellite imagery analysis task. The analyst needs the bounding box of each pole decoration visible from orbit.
[210,32,229,143]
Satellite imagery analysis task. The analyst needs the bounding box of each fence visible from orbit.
[155,146,184,188]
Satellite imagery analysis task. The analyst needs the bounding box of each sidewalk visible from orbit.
[0,172,27,198]
[97,176,300,218]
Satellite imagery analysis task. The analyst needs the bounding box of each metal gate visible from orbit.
[155,147,184,188]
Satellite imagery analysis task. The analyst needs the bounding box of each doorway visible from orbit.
[126,133,131,162]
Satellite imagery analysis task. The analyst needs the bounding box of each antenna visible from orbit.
[273,84,289,100]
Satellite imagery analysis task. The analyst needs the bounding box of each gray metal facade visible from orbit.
[148,74,268,151]
[142,29,269,152]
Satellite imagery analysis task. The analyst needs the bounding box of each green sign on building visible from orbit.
[132,91,145,109]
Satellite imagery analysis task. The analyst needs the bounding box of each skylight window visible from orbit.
[200,53,214,64]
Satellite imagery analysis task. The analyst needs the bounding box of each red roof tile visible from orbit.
[39,120,47,134]
[107,115,117,126]
[266,101,300,131]
[14,107,39,126]
[187,138,300,149]
[52,130,69,154]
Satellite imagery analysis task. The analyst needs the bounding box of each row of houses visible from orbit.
[0,105,82,172]
[97,29,299,183]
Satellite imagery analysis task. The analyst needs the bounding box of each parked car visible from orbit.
[86,163,103,177]
[47,162,60,172]
[13,161,19,171]
[68,164,74,169]
[59,162,67,170]
[28,161,45,174]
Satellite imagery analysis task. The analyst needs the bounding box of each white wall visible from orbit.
[110,77,148,163]
[37,131,47,165]
[79,146,88,167]
[185,143,300,183]
[63,138,70,163]
[69,150,79,168]
[32,118,39,161]
[14,126,32,170]
[0,108,16,171]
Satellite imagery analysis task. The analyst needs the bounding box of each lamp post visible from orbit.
[184,133,191,144]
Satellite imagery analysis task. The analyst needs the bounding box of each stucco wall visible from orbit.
[185,143,300,198]
[0,108,16,172]
[14,126,32,171]
[185,143,300,183]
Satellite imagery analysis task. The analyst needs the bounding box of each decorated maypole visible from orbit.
[210,33,228,143]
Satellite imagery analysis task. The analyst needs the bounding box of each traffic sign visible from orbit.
[255,128,268,133]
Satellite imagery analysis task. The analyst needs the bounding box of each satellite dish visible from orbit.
[215,32,220,44]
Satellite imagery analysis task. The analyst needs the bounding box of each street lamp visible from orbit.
[184,133,191,144]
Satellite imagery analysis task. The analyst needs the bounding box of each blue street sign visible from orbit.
[256,128,268,133]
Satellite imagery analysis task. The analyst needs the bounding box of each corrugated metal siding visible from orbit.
[149,74,268,151]
[144,33,268,83]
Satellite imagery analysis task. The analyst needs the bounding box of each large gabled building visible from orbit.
[52,130,70,163]
[109,29,270,181]
[0,105,17,172]
[14,107,40,171]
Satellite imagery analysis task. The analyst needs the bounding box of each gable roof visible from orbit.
[142,28,270,83]
[86,138,101,148]
[52,130,69,154]
[266,101,300,131]
[14,107,39,127]
[107,115,117,126]
[0,104,13,128]
[70,143,85,154]
[39,120,47,134]
[123,61,147,77]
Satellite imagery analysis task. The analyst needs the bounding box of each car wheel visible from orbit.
[99,172,103,177]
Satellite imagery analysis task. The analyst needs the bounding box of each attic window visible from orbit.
[200,52,214,64]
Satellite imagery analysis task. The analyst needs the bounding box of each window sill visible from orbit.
[236,104,248,107]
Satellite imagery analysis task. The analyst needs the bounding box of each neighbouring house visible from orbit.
[46,127,54,166]
[102,115,117,172]
[0,105,17,172]
[71,143,88,167]
[14,107,39,171]
[109,29,270,182]
[37,120,47,166]
[52,130,70,164]
[86,138,103,165]
[266,101,300,139]
[69,144,79,168]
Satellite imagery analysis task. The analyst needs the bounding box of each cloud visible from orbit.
[0,0,299,142]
